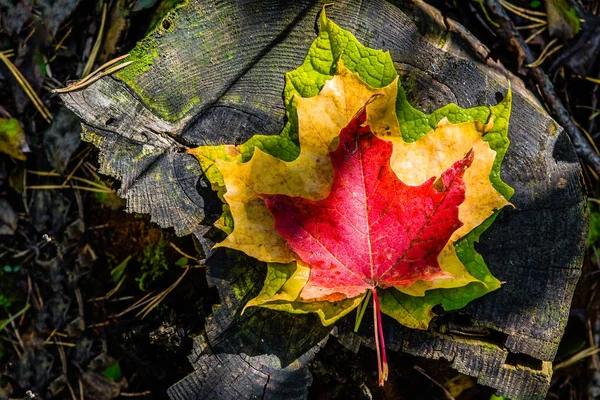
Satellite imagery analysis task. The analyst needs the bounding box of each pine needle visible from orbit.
[82,3,107,78]
[54,60,133,93]
[527,38,563,67]
[525,26,547,43]
[105,275,126,299]
[555,347,600,370]
[169,242,199,262]
[137,267,190,319]
[0,50,52,123]
[54,27,72,52]
[0,304,31,331]
[499,0,547,24]
[517,22,546,30]
[586,77,600,84]
[76,54,129,87]
[26,184,115,193]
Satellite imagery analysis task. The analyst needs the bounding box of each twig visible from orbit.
[414,366,456,400]
[484,0,600,175]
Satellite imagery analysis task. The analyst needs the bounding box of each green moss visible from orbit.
[81,128,103,147]
[115,38,160,91]
[167,95,200,121]
[112,0,204,122]
[136,238,169,291]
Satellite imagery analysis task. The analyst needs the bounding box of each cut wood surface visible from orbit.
[60,0,588,399]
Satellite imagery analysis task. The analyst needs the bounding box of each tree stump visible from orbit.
[60,1,588,399]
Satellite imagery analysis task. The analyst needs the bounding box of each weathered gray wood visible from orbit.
[167,249,331,400]
[60,78,210,240]
[59,0,587,398]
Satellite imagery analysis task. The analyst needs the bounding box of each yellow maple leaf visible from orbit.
[378,116,511,295]
[214,61,398,263]
[198,60,508,297]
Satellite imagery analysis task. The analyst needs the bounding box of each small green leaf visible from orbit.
[102,361,122,382]
[111,255,131,283]
[0,118,28,161]
[175,256,189,266]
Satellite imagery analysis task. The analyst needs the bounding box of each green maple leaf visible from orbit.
[191,10,513,329]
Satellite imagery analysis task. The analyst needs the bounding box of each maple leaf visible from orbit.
[263,107,473,384]
[205,63,505,295]
[382,116,511,296]
[265,108,474,299]
[243,262,367,325]
[189,11,513,329]
[212,62,399,263]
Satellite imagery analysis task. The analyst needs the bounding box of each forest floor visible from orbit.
[1,0,599,399]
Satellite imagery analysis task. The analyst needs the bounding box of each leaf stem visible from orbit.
[372,288,388,386]
[354,290,372,332]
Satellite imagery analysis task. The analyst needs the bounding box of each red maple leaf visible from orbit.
[263,107,473,384]
[264,109,473,300]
